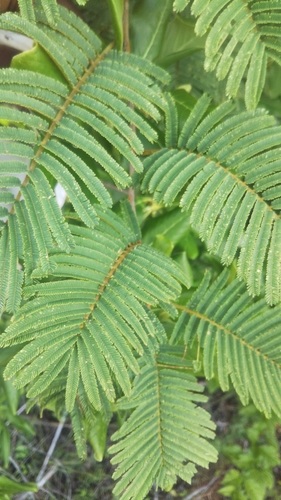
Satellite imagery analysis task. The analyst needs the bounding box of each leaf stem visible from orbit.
[123,0,136,212]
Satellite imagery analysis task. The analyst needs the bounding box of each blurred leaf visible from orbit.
[2,378,18,414]
[244,477,266,500]
[173,0,189,12]
[142,208,191,245]
[106,0,124,49]
[221,468,241,485]
[174,251,193,287]
[11,43,68,84]
[170,88,197,125]
[156,15,206,66]
[177,229,199,259]
[0,347,25,367]
[153,234,174,256]
[131,0,173,60]
[8,414,35,437]
[218,485,237,496]
[192,359,201,372]
[87,413,108,462]
[0,477,38,494]
[0,427,10,468]
[264,63,281,99]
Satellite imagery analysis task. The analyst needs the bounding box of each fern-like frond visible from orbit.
[175,0,281,108]
[1,205,188,412]
[173,0,189,12]
[142,94,281,304]
[0,6,168,314]
[18,0,58,25]
[109,345,217,500]
[0,218,23,314]
[171,269,281,418]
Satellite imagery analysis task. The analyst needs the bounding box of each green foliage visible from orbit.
[171,269,281,417]
[0,5,167,313]
[0,1,281,499]
[143,94,281,304]
[110,346,217,500]
[173,0,281,109]
[217,405,280,500]
[0,357,34,469]
[0,476,38,499]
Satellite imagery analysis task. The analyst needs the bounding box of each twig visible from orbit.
[16,402,27,415]
[17,417,66,500]
[153,483,159,500]
[16,492,35,500]
[183,476,219,500]
[37,464,58,489]
[123,0,130,53]
[36,415,66,483]
[9,456,28,483]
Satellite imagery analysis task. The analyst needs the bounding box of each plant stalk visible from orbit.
[123,0,136,212]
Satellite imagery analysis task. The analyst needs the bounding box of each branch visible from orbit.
[36,415,66,483]
[183,476,220,500]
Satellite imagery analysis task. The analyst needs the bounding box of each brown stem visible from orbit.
[123,0,130,53]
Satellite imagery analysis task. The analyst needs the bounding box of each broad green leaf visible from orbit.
[0,477,38,494]
[106,0,124,49]
[0,427,10,468]
[153,234,174,256]
[170,89,198,130]
[87,412,108,462]
[2,378,18,414]
[143,208,192,245]
[131,0,174,60]
[156,16,206,66]
[11,43,68,85]
[174,251,193,288]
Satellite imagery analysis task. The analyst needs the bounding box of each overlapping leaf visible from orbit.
[0,6,169,314]
[142,94,281,304]
[171,270,281,418]
[0,205,188,414]
[109,345,217,500]
[174,0,281,109]
[18,0,59,25]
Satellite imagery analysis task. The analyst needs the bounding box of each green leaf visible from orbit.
[1,209,188,409]
[0,427,10,468]
[142,94,281,304]
[11,43,68,85]
[0,8,168,315]
[173,0,190,12]
[0,477,38,494]
[218,485,237,496]
[153,234,174,256]
[2,378,18,415]
[174,251,193,288]
[87,412,108,462]
[131,0,174,60]
[110,348,217,499]
[171,270,281,418]
[156,15,206,66]
[106,0,124,49]
[143,209,192,246]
